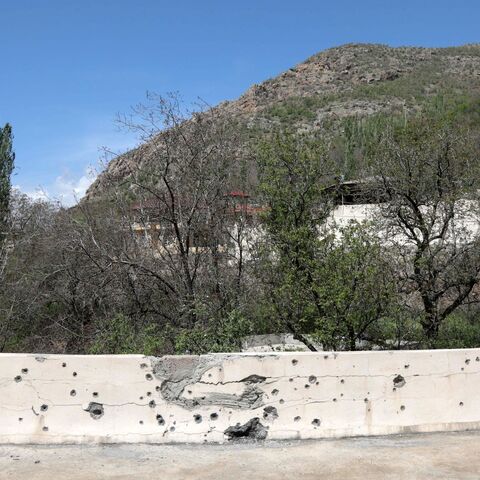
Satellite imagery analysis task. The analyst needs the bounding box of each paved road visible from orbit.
[1,431,479,479]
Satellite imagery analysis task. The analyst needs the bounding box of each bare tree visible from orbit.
[371,116,480,339]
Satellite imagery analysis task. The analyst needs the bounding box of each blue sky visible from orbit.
[1,0,479,205]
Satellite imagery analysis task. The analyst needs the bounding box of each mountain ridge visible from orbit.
[85,43,480,201]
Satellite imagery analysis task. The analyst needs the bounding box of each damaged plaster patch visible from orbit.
[224,418,268,441]
[151,355,270,410]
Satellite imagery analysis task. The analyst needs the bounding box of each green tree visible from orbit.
[314,223,397,350]
[0,123,14,231]
[256,131,334,350]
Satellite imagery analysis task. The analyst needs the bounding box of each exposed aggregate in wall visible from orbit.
[0,349,479,444]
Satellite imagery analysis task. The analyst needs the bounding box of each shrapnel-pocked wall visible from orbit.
[1,349,479,444]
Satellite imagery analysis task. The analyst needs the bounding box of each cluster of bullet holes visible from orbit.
[156,414,165,426]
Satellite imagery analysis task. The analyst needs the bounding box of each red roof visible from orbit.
[226,190,250,198]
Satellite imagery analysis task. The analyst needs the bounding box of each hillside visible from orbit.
[85,43,480,200]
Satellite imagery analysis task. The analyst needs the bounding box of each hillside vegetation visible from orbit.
[2,44,480,355]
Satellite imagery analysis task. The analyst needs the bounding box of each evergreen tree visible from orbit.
[0,123,14,236]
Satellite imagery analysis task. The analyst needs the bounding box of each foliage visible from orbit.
[312,223,397,350]
[0,123,14,230]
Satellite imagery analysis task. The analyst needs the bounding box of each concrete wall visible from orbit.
[1,349,479,444]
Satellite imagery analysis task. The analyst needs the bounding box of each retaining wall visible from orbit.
[1,349,479,444]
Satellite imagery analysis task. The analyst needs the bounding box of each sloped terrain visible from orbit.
[85,43,480,200]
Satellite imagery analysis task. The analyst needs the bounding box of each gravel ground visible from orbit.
[1,431,479,479]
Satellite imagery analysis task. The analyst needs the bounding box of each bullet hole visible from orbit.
[62,363,67,368]
[271,389,279,396]
[40,404,48,412]
[459,402,464,407]
[312,419,321,427]
[194,414,202,424]
[461,367,464,371]
[187,390,192,395]
[340,379,345,384]
[465,359,471,365]
[139,420,144,425]
[210,413,218,421]
[149,400,156,408]
[263,406,278,420]
[316,382,319,385]
[241,374,267,384]
[35,356,46,363]
[333,398,337,402]
[289,378,293,382]
[404,365,409,369]
[292,359,298,366]
[393,387,397,392]
[294,416,301,422]
[340,393,344,397]
[305,384,310,389]
[156,414,165,426]
[393,375,406,388]
[72,372,77,377]
[70,390,76,397]
[92,392,98,398]
[140,363,148,369]
[400,405,405,411]
[476,357,480,362]
[308,375,317,384]
[14,376,22,383]
[208,373,212,378]
[364,398,369,403]
[279,399,285,404]
[84,402,104,420]
[155,386,161,392]
[145,373,153,381]
[170,426,175,432]
[42,426,48,432]
[18,418,23,422]
[139,396,144,400]
[146,392,152,397]
[21,368,28,374]
[224,418,268,441]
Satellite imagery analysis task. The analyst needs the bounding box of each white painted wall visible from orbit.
[1,349,479,444]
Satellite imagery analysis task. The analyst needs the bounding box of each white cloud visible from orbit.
[19,167,97,207]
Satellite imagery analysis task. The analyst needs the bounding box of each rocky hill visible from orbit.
[85,43,480,200]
